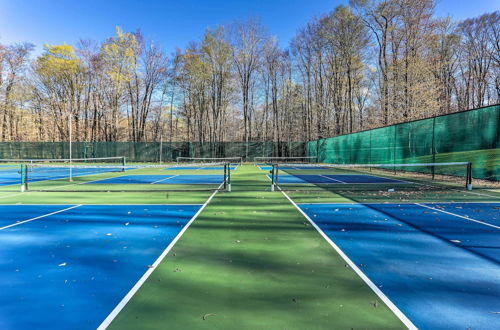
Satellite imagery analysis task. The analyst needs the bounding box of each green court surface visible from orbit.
[106,165,406,329]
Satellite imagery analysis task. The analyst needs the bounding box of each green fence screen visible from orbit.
[307,104,499,181]
[0,141,307,163]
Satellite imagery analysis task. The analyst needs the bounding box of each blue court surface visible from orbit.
[0,204,202,329]
[88,174,224,185]
[267,174,406,184]
[0,169,19,186]
[298,202,500,329]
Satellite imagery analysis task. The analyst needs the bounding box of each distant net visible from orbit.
[10,162,232,193]
[254,156,317,164]
[177,157,242,165]
[270,162,476,193]
[0,156,126,166]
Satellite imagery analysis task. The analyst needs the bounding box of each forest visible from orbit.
[0,0,498,144]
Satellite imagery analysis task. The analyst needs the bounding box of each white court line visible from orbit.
[455,189,500,199]
[272,174,410,185]
[295,201,500,205]
[424,201,500,204]
[0,191,26,199]
[2,173,132,194]
[278,187,417,330]
[266,174,346,185]
[0,174,126,198]
[276,180,410,185]
[97,182,224,329]
[319,174,346,184]
[415,203,500,230]
[0,204,82,231]
[352,174,411,184]
[68,175,129,187]
[150,175,180,184]
[0,203,205,206]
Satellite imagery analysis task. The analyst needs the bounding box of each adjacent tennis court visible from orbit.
[0,204,203,329]
[297,202,500,329]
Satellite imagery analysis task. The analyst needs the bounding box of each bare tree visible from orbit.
[127,34,168,141]
[229,19,265,152]
[1,43,34,140]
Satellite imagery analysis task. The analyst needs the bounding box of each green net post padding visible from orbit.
[20,164,27,192]
[226,163,231,192]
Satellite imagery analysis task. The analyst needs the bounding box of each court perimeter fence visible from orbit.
[0,141,307,163]
[307,104,499,181]
[1,104,498,181]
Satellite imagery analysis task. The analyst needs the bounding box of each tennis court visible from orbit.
[296,202,500,329]
[0,203,204,329]
[1,2,498,328]
[0,148,500,329]
[0,156,498,329]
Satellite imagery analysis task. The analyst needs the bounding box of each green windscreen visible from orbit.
[307,104,499,181]
[0,141,307,163]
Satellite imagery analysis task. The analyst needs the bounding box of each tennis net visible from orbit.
[270,162,474,192]
[13,162,231,193]
[254,156,317,165]
[0,156,126,166]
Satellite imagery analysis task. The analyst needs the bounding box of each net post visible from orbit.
[274,164,279,191]
[227,163,231,192]
[68,114,73,182]
[270,165,275,191]
[20,164,27,192]
[223,163,227,191]
[121,157,126,172]
[466,162,473,190]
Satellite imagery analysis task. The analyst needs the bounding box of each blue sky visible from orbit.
[0,0,498,55]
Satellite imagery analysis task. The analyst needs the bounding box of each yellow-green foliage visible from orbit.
[183,50,210,84]
[101,26,139,85]
[36,44,83,77]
